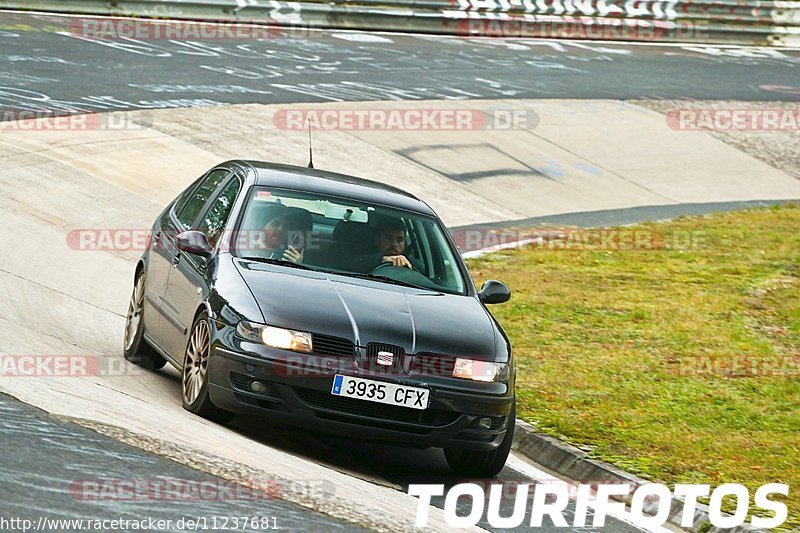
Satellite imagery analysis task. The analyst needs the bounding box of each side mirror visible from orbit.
[478,280,511,304]
[176,230,213,258]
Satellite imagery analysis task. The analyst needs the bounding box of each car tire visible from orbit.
[123,270,167,370]
[444,399,515,478]
[181,311,235,424]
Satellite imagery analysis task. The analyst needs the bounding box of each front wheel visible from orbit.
[444,399,515,477]
[181,311,234,424]
[123,270,166,370]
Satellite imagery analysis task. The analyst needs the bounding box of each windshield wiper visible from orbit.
[238,256,320,272]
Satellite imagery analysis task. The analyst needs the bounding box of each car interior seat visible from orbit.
[321,219,374,270]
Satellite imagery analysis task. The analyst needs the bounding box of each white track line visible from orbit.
[506,453,673,532]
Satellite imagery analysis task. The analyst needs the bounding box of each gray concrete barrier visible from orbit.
[2,0,799,47]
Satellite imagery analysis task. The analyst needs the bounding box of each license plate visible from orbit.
[331,374,429,410]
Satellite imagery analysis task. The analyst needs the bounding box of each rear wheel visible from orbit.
[181,311,234,424]
[123,270,166,370]
[444,399,515,477]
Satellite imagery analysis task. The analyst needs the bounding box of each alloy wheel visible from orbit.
[182,319,210,405]
[123,274,145,351]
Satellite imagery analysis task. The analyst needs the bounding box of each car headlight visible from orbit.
[452,358,509,382]
[236,321,313,353]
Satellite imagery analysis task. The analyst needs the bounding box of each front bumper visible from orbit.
[208,346,514,451]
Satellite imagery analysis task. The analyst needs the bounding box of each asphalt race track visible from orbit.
[1,10,800,116]
[1,8,799,533]
[0,393,360,531]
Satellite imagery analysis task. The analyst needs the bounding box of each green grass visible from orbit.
[467,205,800,529]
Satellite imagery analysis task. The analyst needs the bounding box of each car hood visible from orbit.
[234,259,497,359]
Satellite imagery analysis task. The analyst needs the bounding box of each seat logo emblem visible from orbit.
[377,351,394,366]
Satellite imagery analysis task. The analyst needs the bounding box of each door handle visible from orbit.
[172,253,182,268]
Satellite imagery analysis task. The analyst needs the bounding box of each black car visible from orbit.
[124,160,515,477]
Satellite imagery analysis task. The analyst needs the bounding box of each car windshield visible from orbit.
[232,187,467,295]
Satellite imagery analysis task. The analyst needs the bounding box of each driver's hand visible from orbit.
[382,255,412,269]
[283,245,304,264]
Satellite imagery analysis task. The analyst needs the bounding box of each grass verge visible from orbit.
[467,204,799,529]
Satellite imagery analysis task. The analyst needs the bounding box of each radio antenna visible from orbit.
[307,118,314,169]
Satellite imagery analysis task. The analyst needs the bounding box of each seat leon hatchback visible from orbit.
[124,160,515,477]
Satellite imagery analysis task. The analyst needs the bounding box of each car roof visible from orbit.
[234,160,435,216]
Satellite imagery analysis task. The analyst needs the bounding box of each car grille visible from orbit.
[293,388,459,427]
[490,417,506,430]
[412,353,457,377]
[230,372,252,390]
[364,343,406,373]
[312,333,354,358]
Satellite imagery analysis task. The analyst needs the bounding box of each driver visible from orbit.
[363,218,422,271]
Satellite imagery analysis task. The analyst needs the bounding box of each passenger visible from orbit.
[255,216,304,264]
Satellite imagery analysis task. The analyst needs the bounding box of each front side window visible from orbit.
[198,178,241,247]
[233,188,466,295]
[176,169,229,228]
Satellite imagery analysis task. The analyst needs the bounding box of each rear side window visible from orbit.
[176,169,229,228]
[198,178,241,247]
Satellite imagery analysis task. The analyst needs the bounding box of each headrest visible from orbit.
[332,220,373,252]
[285,207,313,233]
[244,202,286,229]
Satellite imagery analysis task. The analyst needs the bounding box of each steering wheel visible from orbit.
[370,260,419,274]
[368,260,436,289]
